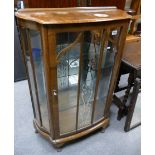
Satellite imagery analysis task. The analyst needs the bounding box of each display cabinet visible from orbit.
[16,7,130,148]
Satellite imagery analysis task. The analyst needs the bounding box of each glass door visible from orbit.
[56,32,81,134]
[56,27,122,135]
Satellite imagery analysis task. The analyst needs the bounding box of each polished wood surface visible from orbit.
[16,7,131,24]
[130,0,141,14]
[126,35,140,42]
[113,34,141,121]
[16,7,130,148]
[123,35,141,69]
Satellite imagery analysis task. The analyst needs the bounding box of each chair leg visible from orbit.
[122,73,134,106]
[114,69,122,92]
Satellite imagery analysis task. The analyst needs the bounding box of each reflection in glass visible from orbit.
[93,28,121,122]
[21,29,40,123]
[130,93,141,127]
[29,30,50,131]
[78,31,102,129]
[57,32,80,134]
[57,29,121,133]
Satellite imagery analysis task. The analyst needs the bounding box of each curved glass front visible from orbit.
[56,27,122,135]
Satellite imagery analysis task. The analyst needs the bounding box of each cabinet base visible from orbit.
[33,118,109,148]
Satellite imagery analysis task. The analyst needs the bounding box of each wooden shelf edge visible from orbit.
[126,35,141,43]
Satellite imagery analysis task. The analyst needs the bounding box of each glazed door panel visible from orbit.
[93,27,122,122]
[56,31,102,134]
[56,32,81,134]
[55,26,123,135]
[77,30,102,129]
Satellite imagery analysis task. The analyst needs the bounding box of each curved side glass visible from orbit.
[29,30,50,131]
[21,29,40,124]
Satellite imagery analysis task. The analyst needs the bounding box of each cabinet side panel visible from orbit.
[29,29,50,131]
[20,28,41,125]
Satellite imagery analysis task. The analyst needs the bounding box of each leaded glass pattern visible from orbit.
[77,30,102,129]
[57,27,122,134]
[93,27,122,122]
[57,32,81,134]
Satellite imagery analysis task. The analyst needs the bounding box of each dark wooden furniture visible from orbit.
[113,0,141,123]
[21,0,126,9]
[82,0,126,9]
[14,16,27,81]
[113,35,141,121]
[16,7,130,149]
[24,0,77,8]
[125,0,141,35]
[124,78,141,132]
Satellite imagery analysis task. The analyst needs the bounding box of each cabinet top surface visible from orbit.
[16,7,131,24]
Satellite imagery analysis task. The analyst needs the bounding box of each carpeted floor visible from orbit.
[14,80,141,155]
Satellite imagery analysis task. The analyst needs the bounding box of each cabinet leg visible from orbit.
[56,148,62,152]
[34,128,38,133]
[54,143,64,152]
[100,127,106,133]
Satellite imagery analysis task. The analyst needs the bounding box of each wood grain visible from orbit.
[16,7,130,148]
[15,7,131,24]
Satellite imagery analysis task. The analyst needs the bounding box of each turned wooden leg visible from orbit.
[122,73,134,106]
[114,69,122,92]
[115,72,134,120]
[117,106,128,120]
[56,148,62,152]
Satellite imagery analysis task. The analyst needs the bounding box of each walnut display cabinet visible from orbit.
[16,7,130,149]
